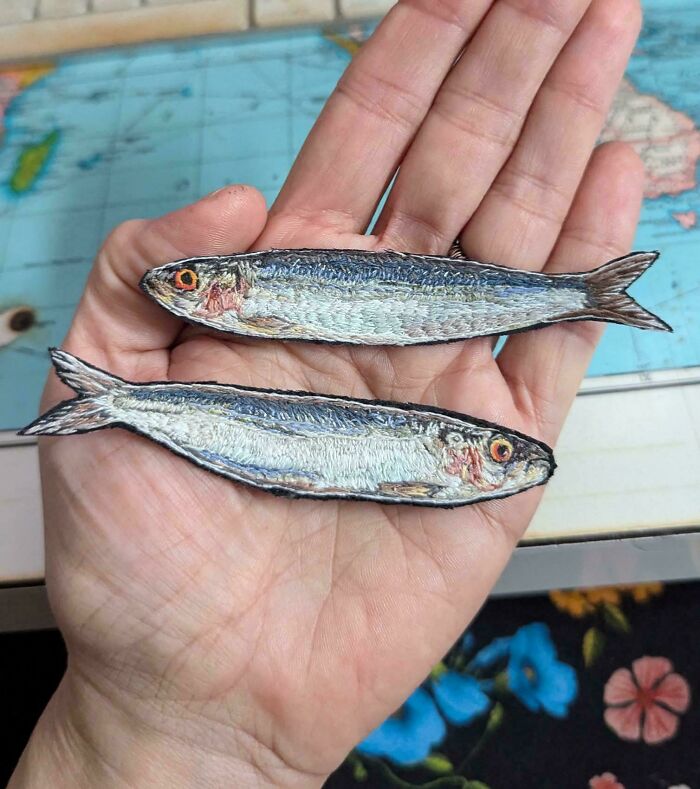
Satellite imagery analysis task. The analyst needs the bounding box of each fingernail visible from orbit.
[206,186,228,199]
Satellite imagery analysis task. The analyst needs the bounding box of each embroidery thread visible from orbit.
[20,349,555,508]
[140,247,671,346]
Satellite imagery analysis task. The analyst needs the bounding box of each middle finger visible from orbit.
[375,0,593,253]
[460,0,642,269]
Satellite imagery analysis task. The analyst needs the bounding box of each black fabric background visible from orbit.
[327,582,700,788]
[1,582,698,788]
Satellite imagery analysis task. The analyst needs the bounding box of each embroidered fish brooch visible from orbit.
[20,349,555,507]
[140,247,671,345]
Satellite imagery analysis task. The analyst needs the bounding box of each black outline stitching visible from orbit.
[19,350,556,509]
[139,249,671,345]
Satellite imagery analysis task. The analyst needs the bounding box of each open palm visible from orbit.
[33,1,644,786]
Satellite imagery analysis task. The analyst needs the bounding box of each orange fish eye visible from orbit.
[490,437,513,463]
[174,268,198,291]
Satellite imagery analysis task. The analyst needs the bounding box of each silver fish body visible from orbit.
[21,350,555,507]
[140,248,671,346]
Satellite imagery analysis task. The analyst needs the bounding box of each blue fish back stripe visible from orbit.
[129,386,410,434]
[254,250,576,292]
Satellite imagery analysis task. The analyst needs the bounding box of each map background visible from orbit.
[1,3,699,430]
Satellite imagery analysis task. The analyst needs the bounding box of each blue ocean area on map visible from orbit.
[1,1,699,430]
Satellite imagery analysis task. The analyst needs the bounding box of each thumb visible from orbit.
[60,184,267,374]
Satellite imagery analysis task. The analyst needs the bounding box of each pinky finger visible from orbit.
[496,142,646,446]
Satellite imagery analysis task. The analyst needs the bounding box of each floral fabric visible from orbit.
[326,581,699,788]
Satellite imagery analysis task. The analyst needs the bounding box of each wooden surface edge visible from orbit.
[0,0,250,62]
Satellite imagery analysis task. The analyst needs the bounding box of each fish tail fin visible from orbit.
[19,398,115,437]
[49,347,123,396]
[582,252,672,332]
[18,349,123,437]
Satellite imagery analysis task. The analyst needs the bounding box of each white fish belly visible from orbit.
[244,284,587,342]
[118,400,442,492]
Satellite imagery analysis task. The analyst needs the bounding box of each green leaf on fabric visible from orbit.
[374,760,489,788]
[352,760,368,782]
[582,626,606,666]
[423,754,454,774]
[493,671,509,694]
[347,753,368,782]
[602,602,631,634]
[485,701,504,733]
[430,661,448,681]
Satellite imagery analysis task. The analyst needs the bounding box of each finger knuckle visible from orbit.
[101,219,143,255]
[503,0,571,35]
[397,0,475,33]
[594,0,642,39]
[336,67,426,133]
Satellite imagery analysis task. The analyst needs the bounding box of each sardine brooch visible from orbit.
[140,246,671,345]
[20,350,555,507]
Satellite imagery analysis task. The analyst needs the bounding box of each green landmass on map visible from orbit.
[9,129,60,195]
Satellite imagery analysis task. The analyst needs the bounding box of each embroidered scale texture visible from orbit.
[140,248,670,346]
[20,350,555,507]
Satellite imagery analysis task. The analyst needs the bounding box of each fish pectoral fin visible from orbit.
[243,315,296,333]
[378,482,445,499]
[180,446,320,486]
[181,446,239,477]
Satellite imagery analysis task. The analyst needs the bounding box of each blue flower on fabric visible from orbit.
[431,671,491,725]
[357,687,446,765]
[461,631,476,653]
[471,636,512,670]
[507,622,578,718]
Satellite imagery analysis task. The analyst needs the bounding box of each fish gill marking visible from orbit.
[195,280,243,317]
[444,443,501,492]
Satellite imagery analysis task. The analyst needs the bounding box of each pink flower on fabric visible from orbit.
[604,657,690,744]
[589,773,625,789]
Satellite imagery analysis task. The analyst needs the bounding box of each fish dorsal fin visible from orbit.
[448,238,467,260]
[378,241,466,260]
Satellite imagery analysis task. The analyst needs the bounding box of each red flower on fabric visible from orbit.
[589,773,625,789]
[604,657,690,744]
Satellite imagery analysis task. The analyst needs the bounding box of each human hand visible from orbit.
[12,1,645,787]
